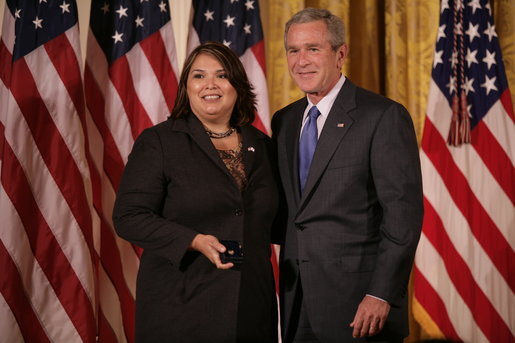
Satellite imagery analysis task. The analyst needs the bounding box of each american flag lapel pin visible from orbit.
[247,147,255,152]
[337,123,345,128]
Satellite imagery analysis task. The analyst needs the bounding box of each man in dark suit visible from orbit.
[272,8,424,343]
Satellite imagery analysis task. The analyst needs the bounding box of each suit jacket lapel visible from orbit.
[299,80,357,209]
[285,99,308,204]
[170,113,232,178]
[240,125,258,184]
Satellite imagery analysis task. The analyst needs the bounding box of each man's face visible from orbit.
[286,20,347,103]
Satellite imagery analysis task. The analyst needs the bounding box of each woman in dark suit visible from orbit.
[113,42,281,343]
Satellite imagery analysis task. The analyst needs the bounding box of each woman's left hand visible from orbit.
[189,234,234,269]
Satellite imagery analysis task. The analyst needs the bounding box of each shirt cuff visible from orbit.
[366,294,388,303]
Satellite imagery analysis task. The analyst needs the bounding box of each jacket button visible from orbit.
[234,209,243,216]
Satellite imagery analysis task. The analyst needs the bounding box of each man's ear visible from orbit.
[337,44,349,69]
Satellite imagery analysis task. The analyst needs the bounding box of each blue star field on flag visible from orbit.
[433,0,509,128]
[89,0,171,63]
[191,0,263,57]
[7,0,78,61]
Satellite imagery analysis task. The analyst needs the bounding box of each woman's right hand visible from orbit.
[189,234,234,270]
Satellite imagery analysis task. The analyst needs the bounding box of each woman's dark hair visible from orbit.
[170,41,257,127]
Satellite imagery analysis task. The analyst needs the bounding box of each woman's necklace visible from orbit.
[204,126,236,139]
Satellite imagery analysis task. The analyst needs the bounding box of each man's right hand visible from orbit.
[349,295,390,338]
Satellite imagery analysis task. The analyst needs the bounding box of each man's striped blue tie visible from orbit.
[298,106,321,193]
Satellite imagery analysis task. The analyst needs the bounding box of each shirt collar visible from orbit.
[304,74,346,122]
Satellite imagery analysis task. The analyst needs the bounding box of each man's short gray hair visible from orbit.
[284,8,346,51]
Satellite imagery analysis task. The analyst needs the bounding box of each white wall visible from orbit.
[0,0,192,70]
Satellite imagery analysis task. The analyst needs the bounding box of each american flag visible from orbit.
[413,0,514,342]
[84,0,179,342]
[187,0,271,135]
[0,0,97,342]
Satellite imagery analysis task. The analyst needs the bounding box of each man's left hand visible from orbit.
[349,295,390,338]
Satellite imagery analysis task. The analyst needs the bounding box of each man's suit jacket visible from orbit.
[272,79,423,343]
[113,114,280,343]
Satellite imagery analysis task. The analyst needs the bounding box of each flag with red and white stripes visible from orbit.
[187,0,271,135]
[413,0,514,342]
[0,1,97,342]
[84,0,179,341]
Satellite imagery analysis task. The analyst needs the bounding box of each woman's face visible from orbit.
[187,53,238,126]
